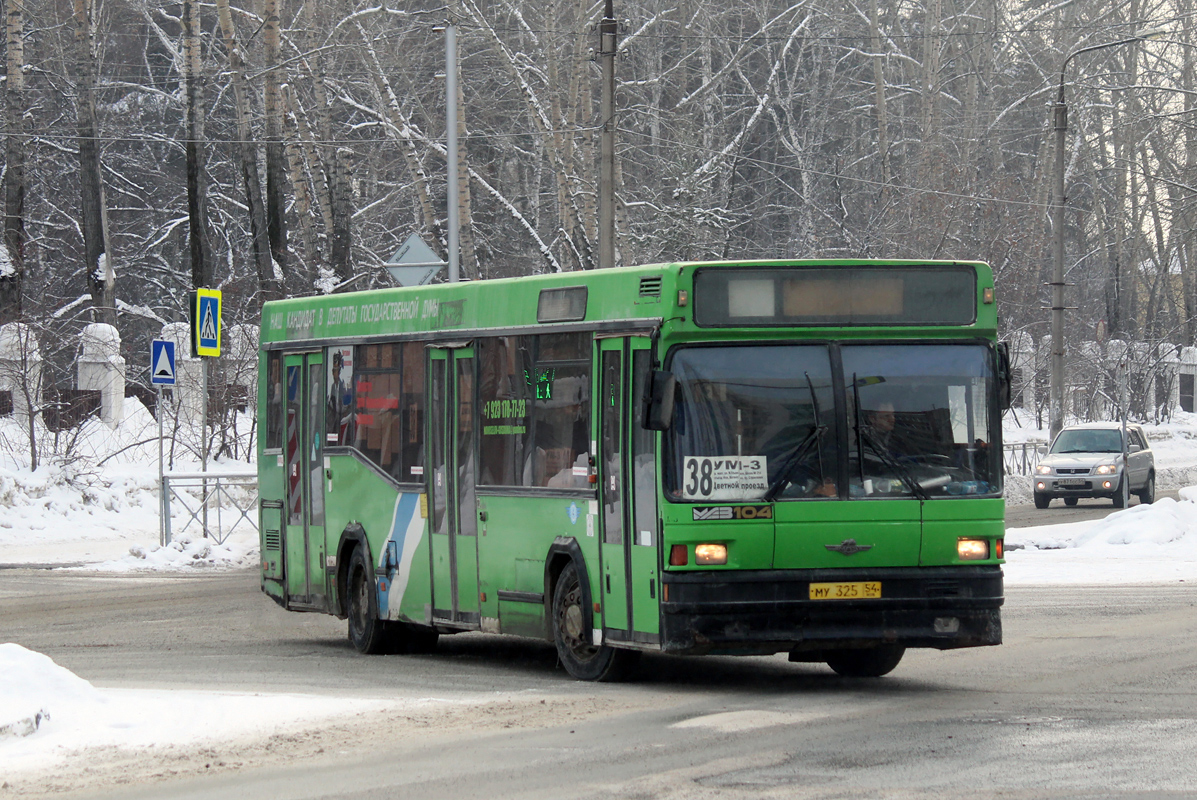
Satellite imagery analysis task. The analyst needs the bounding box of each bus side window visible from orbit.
[351,343,423,484]
[477,333,590,489]
[478,336,527,486]
[265,351,283,450]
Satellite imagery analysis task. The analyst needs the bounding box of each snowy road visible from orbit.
[5,569,1197,798]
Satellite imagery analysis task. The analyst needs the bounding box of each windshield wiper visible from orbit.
[763,425,827,501]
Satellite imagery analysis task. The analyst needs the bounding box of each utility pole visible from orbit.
[446,23,460,283]
[597,0,616,271]
[1047,28,1166,441]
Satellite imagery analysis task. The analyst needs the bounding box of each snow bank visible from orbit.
[1005,491,1197,584]
[0,644,398,778]
[90,531,259,572]
[0,644,102,740]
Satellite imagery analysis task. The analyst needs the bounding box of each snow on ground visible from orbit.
[0,643,423,781]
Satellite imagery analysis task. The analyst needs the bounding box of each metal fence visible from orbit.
[1003,442,1046,476]
[161,469,258,545]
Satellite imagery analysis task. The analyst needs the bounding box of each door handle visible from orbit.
[479,510,488,522]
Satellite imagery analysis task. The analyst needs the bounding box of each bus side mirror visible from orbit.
[644,370,677,431]
[997,342,1012,411]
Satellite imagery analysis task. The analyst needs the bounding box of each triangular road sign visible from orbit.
[151,339,176,386]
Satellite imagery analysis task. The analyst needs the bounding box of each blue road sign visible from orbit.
[151,339,176,386]
[192,288,222,357]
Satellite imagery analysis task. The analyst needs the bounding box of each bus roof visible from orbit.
[260,259,995,347]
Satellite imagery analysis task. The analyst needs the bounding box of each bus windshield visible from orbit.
[666,343,999,501]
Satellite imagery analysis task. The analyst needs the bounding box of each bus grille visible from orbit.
[264,529,282,551]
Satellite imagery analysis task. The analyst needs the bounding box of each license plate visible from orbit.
[1057,478,1086,486]
[809,581,881,600]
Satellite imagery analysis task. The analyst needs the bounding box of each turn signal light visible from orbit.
[995,539,1004,559]
[669,544,688,566]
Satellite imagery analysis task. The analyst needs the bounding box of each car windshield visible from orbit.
[1051,429,1122,454]
[664,343,1000,501]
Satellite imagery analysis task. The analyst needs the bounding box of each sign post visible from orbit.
[189,289,222,539]
[151,339,177,545]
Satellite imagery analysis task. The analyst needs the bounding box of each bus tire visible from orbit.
[347,546,389,654]
[551,563,637,682]
[825,645,905,678]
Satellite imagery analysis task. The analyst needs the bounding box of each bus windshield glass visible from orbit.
[666,343,999,501]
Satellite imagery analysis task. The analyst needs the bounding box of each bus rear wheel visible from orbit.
[347,546,389,654]
[552,563,637,682]
[825,645,905,678]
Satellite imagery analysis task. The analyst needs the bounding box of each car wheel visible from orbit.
[826,646,905,677]
[1034,493,1051,509]
[1064,497,1078,507]
[1138,473,1155,505]
[551,563,637,681]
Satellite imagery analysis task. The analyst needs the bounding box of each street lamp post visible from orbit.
[1048,29,1166,441]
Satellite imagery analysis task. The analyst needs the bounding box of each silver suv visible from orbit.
[1033,423,1155,509]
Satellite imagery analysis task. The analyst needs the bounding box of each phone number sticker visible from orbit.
[682,456,768,501]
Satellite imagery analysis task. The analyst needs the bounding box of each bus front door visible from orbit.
[282,351,327,609]
[427,346,480,627]
[597,337,661,646]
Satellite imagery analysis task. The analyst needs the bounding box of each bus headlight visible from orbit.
[694,543,728,565]
[957,538,989,560]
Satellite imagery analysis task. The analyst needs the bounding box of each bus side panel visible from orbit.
[323,455,425,620]
[919,498,1005,566]
[478,494,598,638]
[259,368,287,602]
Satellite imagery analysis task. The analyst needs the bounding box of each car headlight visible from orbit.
[1094,464,1119,475]
[1035,465,1052,475]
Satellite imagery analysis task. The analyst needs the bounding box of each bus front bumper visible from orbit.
[660,565,1003,656]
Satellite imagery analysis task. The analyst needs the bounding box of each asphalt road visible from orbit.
[1005,487,1182,529]
[5,568,1197,799]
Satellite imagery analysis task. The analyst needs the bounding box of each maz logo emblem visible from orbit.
[825,539,873,556]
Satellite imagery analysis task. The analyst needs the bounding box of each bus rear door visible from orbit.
[427,346,480,627]
[282,351,328,609]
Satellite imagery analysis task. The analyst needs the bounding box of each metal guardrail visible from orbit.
[161,469,258,545]
[1003,442,1046,476]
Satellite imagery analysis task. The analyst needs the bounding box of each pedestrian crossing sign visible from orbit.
[151,339,176,386]
[190,288,222,358]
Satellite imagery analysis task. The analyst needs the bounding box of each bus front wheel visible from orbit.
[347,547,389,654]
[551,563,637,682]
[825,645,905,678]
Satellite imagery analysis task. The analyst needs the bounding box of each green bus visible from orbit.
[258,259,1008,680]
